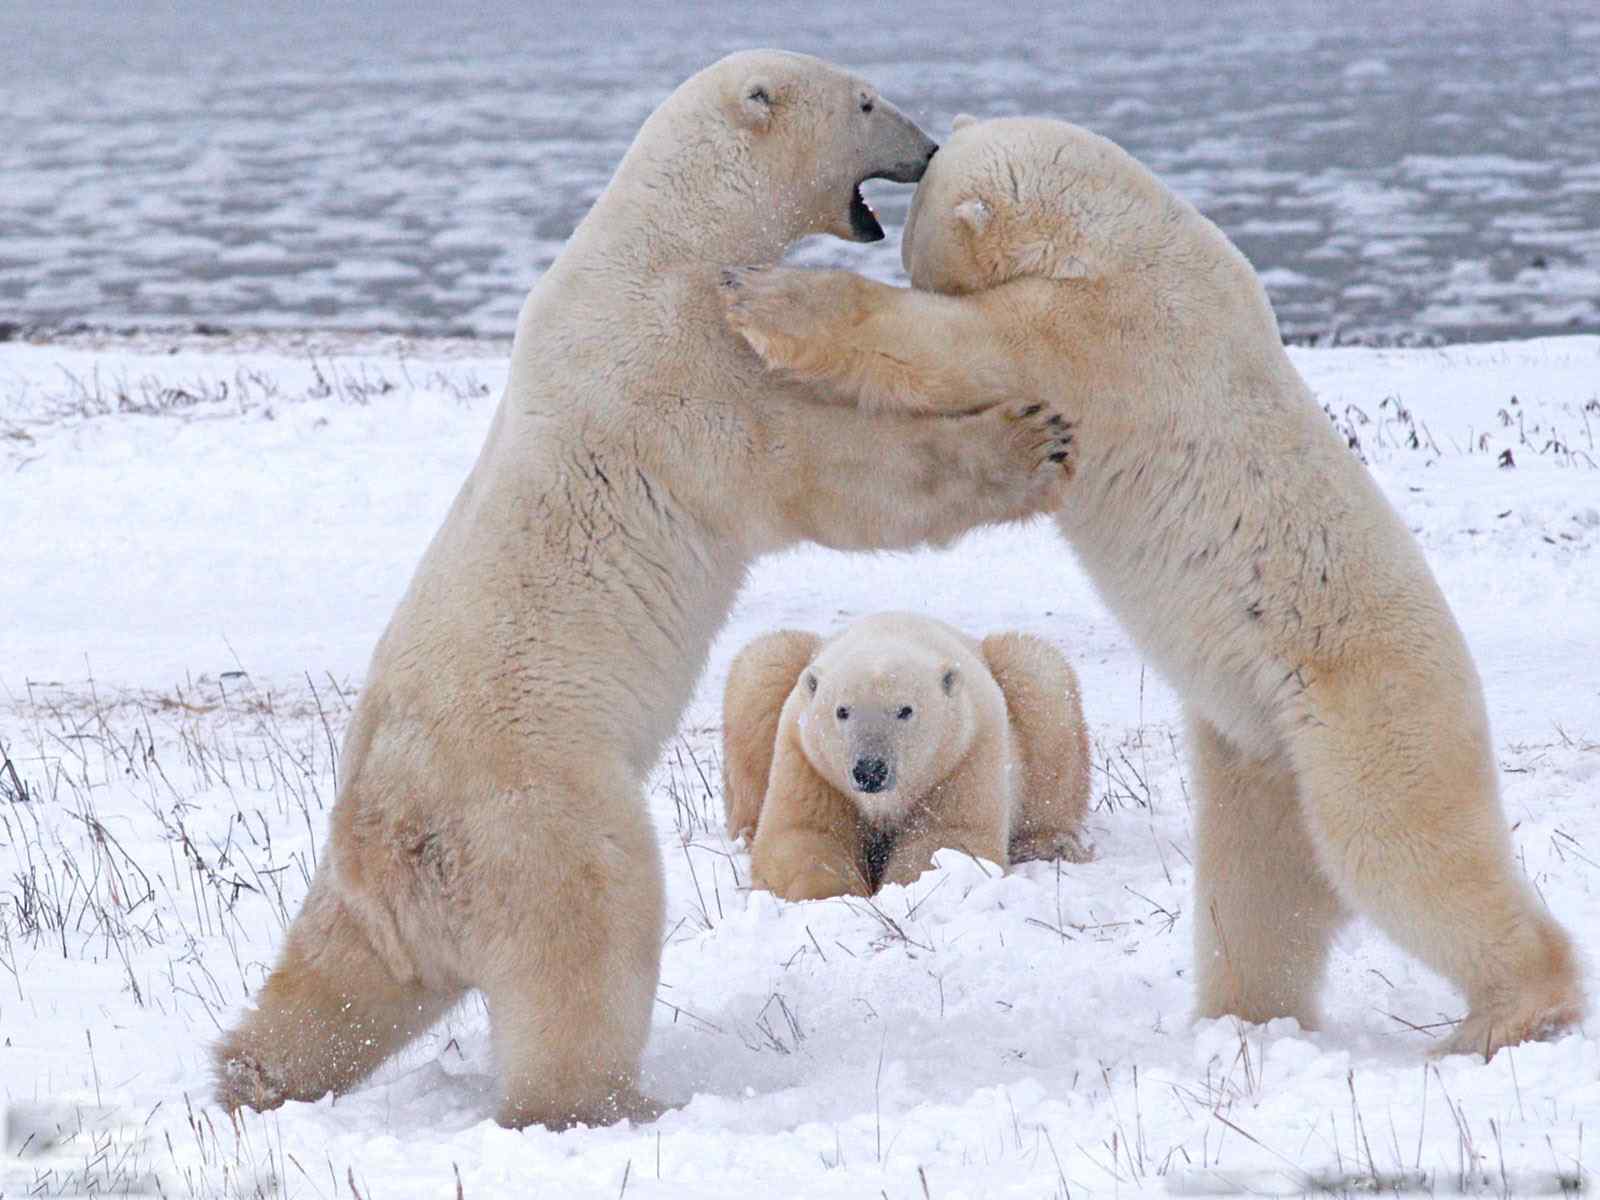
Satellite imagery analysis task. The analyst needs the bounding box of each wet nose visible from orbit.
[925,142,939,162]
[852,757,890,793]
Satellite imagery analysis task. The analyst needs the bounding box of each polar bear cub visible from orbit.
[721,116,1583,1056]
[724,613,1090,900]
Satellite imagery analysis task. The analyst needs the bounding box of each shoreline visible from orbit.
[8,317,1600,357]
[0,320,511,361]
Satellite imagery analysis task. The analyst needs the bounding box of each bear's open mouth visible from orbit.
[849,183,885,242]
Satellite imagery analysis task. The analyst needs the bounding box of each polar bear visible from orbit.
[722,613,1090,900]
[212,67,1077,1129]
[719,116,1584,1056]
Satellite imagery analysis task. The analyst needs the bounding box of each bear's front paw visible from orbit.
[975,399,1076,515]
[1009,829,1093,865]
[760,863,872,902]
[721,266,863,374]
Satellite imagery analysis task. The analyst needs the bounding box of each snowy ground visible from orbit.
[1,334,1598,1197]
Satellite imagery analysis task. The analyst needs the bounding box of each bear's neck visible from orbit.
[569,109,808,271]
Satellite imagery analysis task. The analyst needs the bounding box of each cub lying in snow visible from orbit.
[722,115,1583,1056]
[724,611,1090,900]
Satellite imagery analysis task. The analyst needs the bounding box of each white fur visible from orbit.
[723,613,1091,899]
[723,116,1585,1057]
[212,57,1078,1130]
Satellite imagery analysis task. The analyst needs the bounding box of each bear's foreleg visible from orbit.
[770,395,1075,554]
[750,739,873,900]
[723,267,1068,417]
[877,749,1012,887]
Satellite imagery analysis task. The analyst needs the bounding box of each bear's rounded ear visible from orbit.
[804,671,819,696]
[941,667,959,695]
[732,76,776,130]
[951,112,979,132]
[953,198,991,234]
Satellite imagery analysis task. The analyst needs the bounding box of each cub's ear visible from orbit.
[941,668,959,695]
[953,198,991,234]
[731,76,776,130]
[951,112,979,131]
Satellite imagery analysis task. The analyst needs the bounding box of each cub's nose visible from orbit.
[852,757,890,793]
[925,142,939,162]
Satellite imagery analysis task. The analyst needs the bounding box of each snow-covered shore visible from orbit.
[2,334,1597,1197]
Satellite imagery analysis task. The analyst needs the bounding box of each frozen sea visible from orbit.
[4,0,1600,342]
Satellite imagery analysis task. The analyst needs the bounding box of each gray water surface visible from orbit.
[4,0,1598,342]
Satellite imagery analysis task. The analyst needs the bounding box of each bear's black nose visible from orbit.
[852,757,890,793]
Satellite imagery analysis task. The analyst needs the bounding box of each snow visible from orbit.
[2,333,1598,1197]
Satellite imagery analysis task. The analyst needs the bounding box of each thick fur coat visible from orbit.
[723,613,1090,899]
[214,67,1075,1129]
[722,115,1583,1056]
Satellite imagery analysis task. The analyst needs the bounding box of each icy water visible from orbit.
[4,0,1599,342]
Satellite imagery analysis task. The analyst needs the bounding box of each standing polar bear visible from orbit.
[723,613,1091,900]
[722,116,1584,1056]
[214,65,1077,1129]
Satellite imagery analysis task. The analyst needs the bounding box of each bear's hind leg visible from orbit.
[1191,711,1347,1030]
[1287,667,1583,1056]
[483,793,665,1129]
[214,876,460,1113]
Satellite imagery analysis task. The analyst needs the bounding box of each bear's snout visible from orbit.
[852,757,892,793]
[875,137,939,185]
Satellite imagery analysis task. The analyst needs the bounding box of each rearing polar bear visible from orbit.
[722,115,1584,1056]
[214,68,1074,1128]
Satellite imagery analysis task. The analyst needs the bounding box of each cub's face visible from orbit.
[796,650,975,825]
[901,115,1127,292]
[718,52,938,243]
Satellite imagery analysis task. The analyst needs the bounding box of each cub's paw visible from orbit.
[757,863,873,902]
[1009,829,1094,865]
[720,266,864,373]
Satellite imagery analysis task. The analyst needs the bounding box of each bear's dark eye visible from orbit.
[805,672,818,695]
[836,705,851,721]
[897,706,914,720]
[860,98,874,114]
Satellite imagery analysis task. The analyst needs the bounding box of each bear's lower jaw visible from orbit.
[848,186,885,242]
